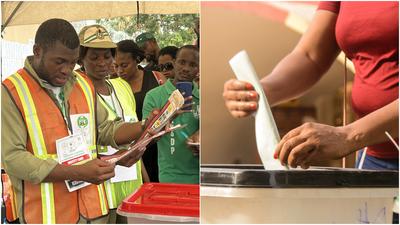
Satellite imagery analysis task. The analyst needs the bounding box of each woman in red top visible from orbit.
[223,2,398,170]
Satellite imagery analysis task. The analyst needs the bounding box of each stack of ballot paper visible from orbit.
[104,89,185,163]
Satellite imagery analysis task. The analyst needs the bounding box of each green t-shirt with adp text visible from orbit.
[142,79,199,184]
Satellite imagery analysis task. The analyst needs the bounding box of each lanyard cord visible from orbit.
[98,93,117,116]
[97,81,125,120]
[59,91,67,117]
[42,86,73,135]
[107,80,126,119]
[58,90,73,135]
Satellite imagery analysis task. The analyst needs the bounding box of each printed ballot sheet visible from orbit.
[146,89,185,134]
[56,134,92,192]
[102,146,138,183]
[103,90,185,164]
[229,50,286,170]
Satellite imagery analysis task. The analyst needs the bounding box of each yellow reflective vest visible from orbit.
[98,77,143,209]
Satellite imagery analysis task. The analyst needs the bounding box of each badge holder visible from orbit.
[56,134,92,192]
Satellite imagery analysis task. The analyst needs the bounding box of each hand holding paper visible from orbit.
[101,90,186,164]
[229,50,286,170]
[186,130,200,156]
[76,158,115,185]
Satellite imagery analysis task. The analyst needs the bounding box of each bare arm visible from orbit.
[224,10,341,117]
[262,10,341,106]
[344,99,399,153]
[275,99,399,168]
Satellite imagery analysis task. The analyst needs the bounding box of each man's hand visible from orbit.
[116,148,145,168]
[114,109,161,146]
[187,130,200,156]
[274,122,351,169]
[223,79,259,118]
[143,109,160,131]
[75,158,116,184]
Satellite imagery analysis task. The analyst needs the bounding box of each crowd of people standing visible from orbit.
[1,18,200,224]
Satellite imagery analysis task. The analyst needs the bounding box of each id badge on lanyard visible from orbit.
[56,134,91,192]
[55,113,92,191]
[70,113,93,146]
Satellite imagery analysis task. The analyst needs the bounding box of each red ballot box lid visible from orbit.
[118,182,199,218]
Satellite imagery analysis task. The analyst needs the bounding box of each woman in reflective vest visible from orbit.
[3,68,109,223]
[77,24,146,223]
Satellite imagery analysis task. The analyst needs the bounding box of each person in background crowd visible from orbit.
[194,18,200,49]
[193,18,200,85]
[1,18,158,224]
[115,39,166,182]
[136,32,160,71]
[77,24,149,224]
[143,45,200,184]
[157,46,179,79]
[109,59,119,79]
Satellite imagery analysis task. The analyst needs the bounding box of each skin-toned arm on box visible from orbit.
[275,99,398,169]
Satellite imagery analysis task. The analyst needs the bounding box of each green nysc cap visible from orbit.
[136,32,155,48]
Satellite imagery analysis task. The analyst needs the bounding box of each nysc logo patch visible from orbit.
[96,29,104,39]
[77,116,88,128]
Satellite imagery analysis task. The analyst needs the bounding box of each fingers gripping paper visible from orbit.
[103,90,185,164]
[229,50,285,170]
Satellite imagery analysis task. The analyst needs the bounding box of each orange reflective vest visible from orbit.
[3,69,109,223]
[1,171,18,222]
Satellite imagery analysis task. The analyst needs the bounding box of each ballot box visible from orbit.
[201,164,399,224]
[117,182,199,223]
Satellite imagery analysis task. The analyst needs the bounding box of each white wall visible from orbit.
[1,40,33,80]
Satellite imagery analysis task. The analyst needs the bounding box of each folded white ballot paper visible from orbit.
[229,50,286,170]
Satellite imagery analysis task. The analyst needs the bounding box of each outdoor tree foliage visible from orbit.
[97,14,198,48]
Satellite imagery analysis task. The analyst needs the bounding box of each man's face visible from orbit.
[142,41,157,63]
[34,41,79,87]
[173,48,199,83]
[142,41,153,56]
